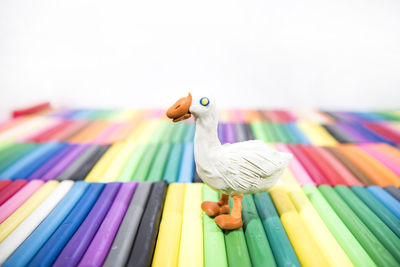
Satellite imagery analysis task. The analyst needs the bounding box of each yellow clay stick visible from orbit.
[152,183,186,267]
[178,184,203,267]
[269,186,329,267]
[285,185,353,267]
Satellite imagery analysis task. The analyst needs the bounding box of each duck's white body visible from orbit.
[191,98,292,195]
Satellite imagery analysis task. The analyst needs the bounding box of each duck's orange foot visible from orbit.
[201,201,230,217]
[214,214,243,230]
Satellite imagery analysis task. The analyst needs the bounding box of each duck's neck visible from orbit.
[194,114,221,148]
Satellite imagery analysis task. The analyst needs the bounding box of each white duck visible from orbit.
[166,93,292,230]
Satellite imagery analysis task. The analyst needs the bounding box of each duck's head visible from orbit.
[166,92,216,122]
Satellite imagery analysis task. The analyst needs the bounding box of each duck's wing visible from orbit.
[212,140,292,192]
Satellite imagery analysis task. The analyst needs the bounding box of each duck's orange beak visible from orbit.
[166,93,192,122]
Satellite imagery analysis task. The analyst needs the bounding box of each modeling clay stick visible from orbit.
[275,143,315,185]
[335,186,400,262]
[280,167,302,187]
[28,183,105,267]
[367,186,400,220]
[218,123,224,142]
[0,180,28,205]
[319,185,397,266]
[234,123,247,142]
[269,186,328,267]
[20,119,63,142]
[64,120,96,142]
[314,147,362,186]
[253,192,300,267]
[335,123,370,143]
[103,182,152,267]
[200,185,228,267]
[385,186,400,202]
[70,121,111,143]
[0,117,29,134]
[243,123,254,140]
[42,145,88,181]
[287,145,329,185]
[50,120,89,141]
[177,184,203,267]
[223,197,252,267]
[267,122,283,142]
[0,117,54,142]
[0,179,12,191]
[0,181,73,264]
[117,143,148,181]
[77,182,136,267]
[0,180,44,223]
[112,109,139,121]
[152,183,186,267]
[101,141,138,180]
[275,123,291,143]
[68,145,110,180]
[0,143,39,174]
[322,124,355,143]
[242,194,276,267]
[286,185,353,267]
[55,145,95,180]
[28,145,76,180]
[331,145,386,186]
[279,124,297,143]
[3,181,89,267]
[53,183,121,267]
[170,122,187,143]
[223,123,236,144]
[250,121,269,141]
[352,123,393,145]
[0,180,58,242]
[133,144,159,181]
[127,181,167,267]
[91,123,121,144]
[338,145,400,186]
[351,186,400,238]
[296,121,338,146]
[363,122,400,143]
[325,147,373,185]
[85,143,125,182]
[359,145,400,176]
[147,143,171,181]
[287,123,311,144]
[0,142,66,180]
[105,122,136,143]
[371,143,400,166]
[302,186,375,267]
[178,142,195,183]
[193,170,203,183]
[298,145,347,185]
[163,143,183,183]
[263,110,280,122]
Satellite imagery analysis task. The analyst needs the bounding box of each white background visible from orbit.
[1,0,399,119]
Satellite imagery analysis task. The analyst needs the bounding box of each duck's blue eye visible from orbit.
[200,97,210,106]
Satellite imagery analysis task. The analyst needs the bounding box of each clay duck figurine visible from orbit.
[166,93,292,230]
